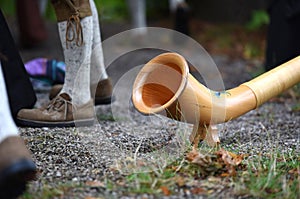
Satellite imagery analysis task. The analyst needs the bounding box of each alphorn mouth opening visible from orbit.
[132,53,189,114]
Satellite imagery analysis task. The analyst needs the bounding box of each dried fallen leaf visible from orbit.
[191,187,205,194]
[220,172,230,177]
[186,148,244,177]
[160,186,171,196]
[186,148,212,167]
[186,148,199,162]
[288,168,300,175]
[216,149,244,166]
[216,149,244,176]
[175,176,186,187]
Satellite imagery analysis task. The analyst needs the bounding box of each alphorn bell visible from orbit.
[132,53,300,146]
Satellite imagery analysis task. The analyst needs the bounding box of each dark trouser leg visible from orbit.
[16,0,48,47]
[265,0,300,71]
[0,9,36,121]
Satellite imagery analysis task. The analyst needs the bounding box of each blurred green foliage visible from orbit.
[0,0,129,22]
[246,10,269,31]
[97,0,128,22]
[0,0,171,22]
[45,0,129,22]
[146,1,169,20]
[0,0,15,16]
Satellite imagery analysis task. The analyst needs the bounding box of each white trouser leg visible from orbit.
[0,62,19,142]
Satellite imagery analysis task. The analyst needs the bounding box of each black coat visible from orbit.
[0,9,36,121]
[265,0,300,70]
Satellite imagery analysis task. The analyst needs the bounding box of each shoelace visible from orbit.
[47,95,75,119]
[65,0,83,48]
[66,12,83,48]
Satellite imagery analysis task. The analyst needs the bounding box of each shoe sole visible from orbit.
[0,159,36,198]
[16,118,95,128]
[95,95,115,105]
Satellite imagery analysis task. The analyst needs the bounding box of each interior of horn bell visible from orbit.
[139,61,185,109]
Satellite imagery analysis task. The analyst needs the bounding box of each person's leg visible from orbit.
[126,0,147,36]
[169,0,190,35]
[0,63,18,141]
[265,0,300,71]
[38,0,48,14]
[0,62,36,198]
[16,0,94,127]
[51,0,93,105]
[89,0,108,82]
[48,0,113,105]
[0,9,36,121]
[89,0,113,104]
[169,0,185,13]
[58,16,92,105]
[265,0,290,71]
[16,0,48,48]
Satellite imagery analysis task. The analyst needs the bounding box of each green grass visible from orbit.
[20,145,299,198]
[237,150,299,199]
[104,146,299,198]
[292,84,300,111]
[97,113,116,121]
[21,182,81,199]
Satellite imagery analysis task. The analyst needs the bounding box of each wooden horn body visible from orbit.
[132,53,300,125]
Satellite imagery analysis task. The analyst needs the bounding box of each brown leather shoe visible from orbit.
[0,136,36,198]
[49,79,114,105]
[17,93,94,127]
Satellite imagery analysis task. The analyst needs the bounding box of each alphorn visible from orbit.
[132,53,300,146]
